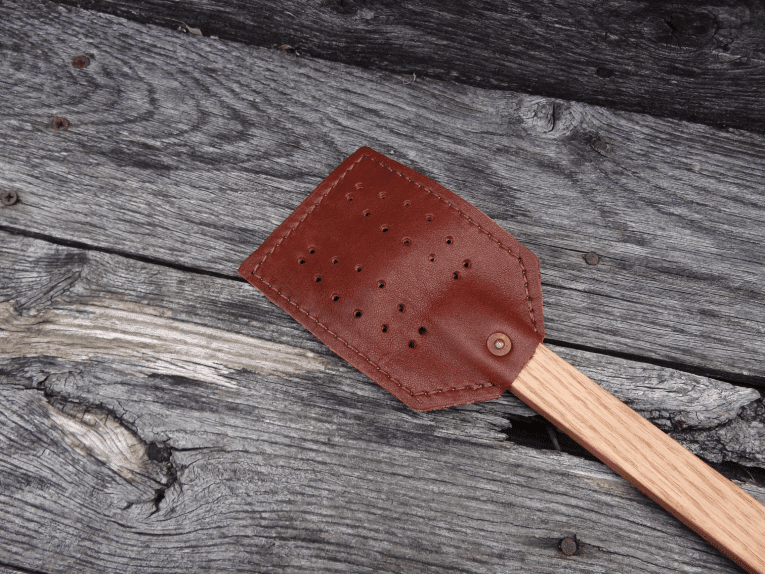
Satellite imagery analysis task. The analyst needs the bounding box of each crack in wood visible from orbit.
[0,560,56,574]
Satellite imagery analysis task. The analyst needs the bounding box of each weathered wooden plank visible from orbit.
[1,231,763,572]
[1,0,764,386]
[2,230,760,464]
[51,0,765,134]
[5,375,754,574]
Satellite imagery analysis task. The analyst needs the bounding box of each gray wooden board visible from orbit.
[1,1,764,385]
[1,231,763,573]
[50,0,765,134]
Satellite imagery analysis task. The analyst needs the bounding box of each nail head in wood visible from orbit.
[71,55,90,68]
[1,190,18,206]
[584,251,600,265]
[560,537,577,556]
[596,67,614,78]
[52,117,70,130]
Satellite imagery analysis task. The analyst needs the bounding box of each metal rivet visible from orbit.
[560,538,577,556]
[584,252,600,265]
[1,190,18,206]
[52,117,70,130]
[487,333,512,356]
[72,55,90,68]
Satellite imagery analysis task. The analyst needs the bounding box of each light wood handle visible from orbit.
[512,344,765,574]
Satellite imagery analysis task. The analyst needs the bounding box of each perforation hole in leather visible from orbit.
[244,150,544,411]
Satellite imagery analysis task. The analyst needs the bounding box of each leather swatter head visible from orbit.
[239,147,544,411]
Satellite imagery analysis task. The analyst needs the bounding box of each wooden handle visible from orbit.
[512,344,765,574]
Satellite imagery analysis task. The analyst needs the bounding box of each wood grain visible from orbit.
[51,0,765,133]
[1,1,763,573]
[2,230,759,464]
[1,1,764,384]
[2,231,764,573]
[513,344,765,574]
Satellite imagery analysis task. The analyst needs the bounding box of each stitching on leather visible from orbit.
[250,152,543,399]
[367,155,539,333]
[249,154,469,397]
[252,269,492,398]
[252,154,368,276]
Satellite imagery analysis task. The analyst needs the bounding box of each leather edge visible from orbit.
[238,147,545,410]
[358,149,544,340]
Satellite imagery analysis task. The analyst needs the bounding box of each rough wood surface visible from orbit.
[50,0,765,134]
[2,231,764,573]
[2,1,764,385]
[2,2,765,572]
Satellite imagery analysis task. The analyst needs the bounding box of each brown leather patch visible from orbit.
[239,147,544,411]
